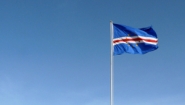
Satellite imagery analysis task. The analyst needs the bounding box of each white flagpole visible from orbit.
[110,21,114,105]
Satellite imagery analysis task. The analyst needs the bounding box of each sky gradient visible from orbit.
[0,0,185,105]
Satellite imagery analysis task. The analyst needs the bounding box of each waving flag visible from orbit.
[113,23,158,55]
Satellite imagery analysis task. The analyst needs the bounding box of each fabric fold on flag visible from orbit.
[113,23,158,55]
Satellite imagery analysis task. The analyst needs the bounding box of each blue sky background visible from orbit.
[0,0,185,105]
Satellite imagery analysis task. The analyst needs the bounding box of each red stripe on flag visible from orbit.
[113,37,158,43]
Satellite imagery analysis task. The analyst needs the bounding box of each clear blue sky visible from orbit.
[0,0,185,105]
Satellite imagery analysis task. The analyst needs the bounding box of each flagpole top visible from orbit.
[110,20,113,23]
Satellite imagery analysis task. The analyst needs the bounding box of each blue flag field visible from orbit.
[113,23,158,55]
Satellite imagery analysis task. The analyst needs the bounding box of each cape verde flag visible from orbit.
[113,23,158,55]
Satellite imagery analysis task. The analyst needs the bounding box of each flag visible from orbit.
[113,23,158,55]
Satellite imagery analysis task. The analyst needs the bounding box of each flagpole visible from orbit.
[110,21,114,105]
